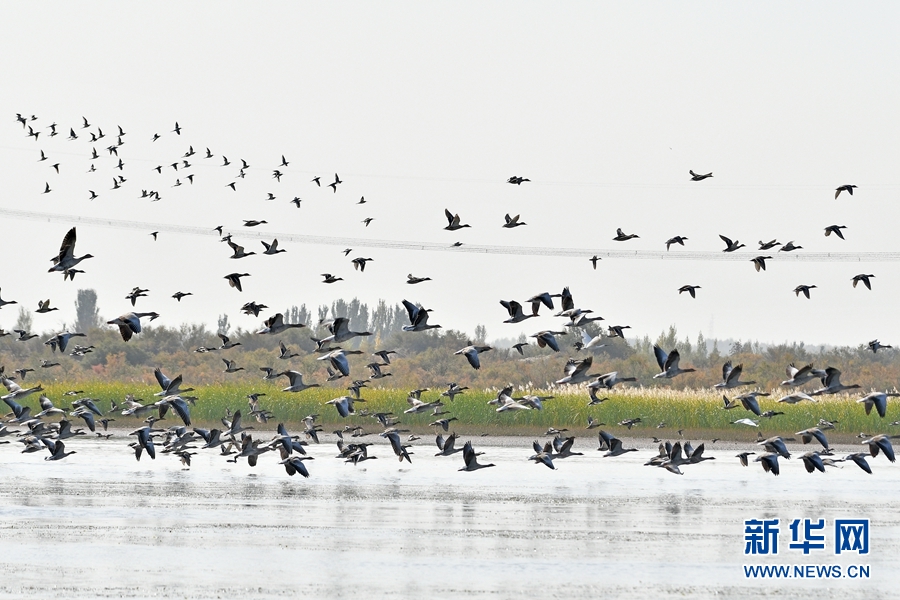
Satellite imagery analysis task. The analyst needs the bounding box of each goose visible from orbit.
[455,344,492,370]
[592,371,638,391]
[459,441,495,471]
[781,363,826,387]
[441,383,468,401]
[45,331,86,353]
[256,313,305,334]
[607,325,631,339]
[279,451,313,477]
[444,209,471,231]
[216,333,241,350]
[750,256,772,271]
[528,442,556,469]
[796,428,829,450]
[736,451,755,466]
[652,346,695,379]
[868,340,892,353]
[778,392,816,404]
[499,300,536,323]
[613,228,639,241]
[428,417,458,431]
[227,239,256,259]
[852,274,875,290]
[325,396,358,418]
[223,273,250,291]
[107,312,159,342]
[715,361,755,389]
[407,274,431,284]
[2,376,43,403]
[48,227,94,273]
[521,395,553,410]
[372,350,398,365]
[435,432,464,456]
[575,329,606,351]
[551,436,583,459]
[56,419,85,439]
[320,317,371,343]
[44,439,76,461]
[367,363,392,380]
[589,255,601,269]
[757,436,791,459]
[280,371,320,393]
[321,273,343,284]
[381,430,413,463]
[155,395,192,426]
[678,285,700,298]
[153,368,194,397]
[278,341,299,360]
[531,330,566,352]
[758,239,781,250]
[40,360,60,369]
[14,329,37,342]
[689,170,713,181]
[502,214,527,228]
[401,300,441,331]
[719,235,745,252]
[555,357,598,385]
[603,437,638,457]
[222,359,244,373]
[844,452,873,474]
[35,299,58,313]
[779,240,802,252]
[507,176,530,184]
[317,349,364,377]
[755,453,780,475]
[857,392,900,418]
[794,285,816,299]
[242,220,267,227]
[129,426,158,460]
[810,367,860,396]
[352,257,374,271]
[0,288,17,309]
[861,434,895,462]
[125,287,149,306]
[721,395,741,410]
[824,225,847,239]
[835,184,857,199]
[328,173,342,193]
[666,236,688,250]
[35,395,67,419]
[734,392,768,416]
[405,395,443,414]
[732,418,759,427]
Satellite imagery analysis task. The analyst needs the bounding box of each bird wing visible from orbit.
[653,345,668,371]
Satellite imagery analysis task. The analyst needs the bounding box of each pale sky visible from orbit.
[2,3,899,348]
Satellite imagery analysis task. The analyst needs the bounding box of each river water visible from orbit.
[0,433,894,599]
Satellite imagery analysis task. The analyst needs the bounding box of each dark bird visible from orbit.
[824,225,847,239]
[444,209,471,231]
[172,291,192,302]
[689,170,713,181]
[793,285,816,299]
[507,176,530,185]
[751,256,772,272]
[613,228,639,241]
[852,274,875,290]
[589,255,601,269]
[172,122,181,135]
[150,231,158,241]
[678,285,700,298]
[407,274,431,284]
[666,236,688,250]
[328,173,342,193]
[321,274,343,284]
[758,239,781,250]
[224,273,250,292]
[503,214,527,228]
[835,184,857,199]
[719,235,745,252]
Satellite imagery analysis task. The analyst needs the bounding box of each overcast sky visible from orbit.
[2,3,899,349]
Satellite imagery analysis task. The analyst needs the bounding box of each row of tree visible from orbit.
[1,290,896,393]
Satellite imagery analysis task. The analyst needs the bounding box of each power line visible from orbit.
[2,207,898,262]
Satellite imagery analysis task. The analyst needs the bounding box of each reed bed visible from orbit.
[29,381,897,441]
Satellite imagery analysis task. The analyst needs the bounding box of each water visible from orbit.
[0,434,895,598]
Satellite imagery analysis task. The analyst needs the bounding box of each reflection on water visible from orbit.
[0,435,895,598]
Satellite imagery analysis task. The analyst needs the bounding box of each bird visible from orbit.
[750,256,772,272]
[689,170,713,181]
[222,359,244,373]
[455,344,492,370]
[352,257,374,272]
[224,273,250,292]
[555,357,599,385]
[861,434,895,463]
[665,236,688,250]
[458,441,495,471]
[444,209,471,231]
[531,331,565,352]
[172,122,181,135]
[719,235,745,252]
[256,316,308,342]
[328,173,342,193]
[507,176,530,185]
[868,340,892,353]
[824,225,847,239]
[715,361,755,389]
[652,346,696,379]
[107,312,160,341]
[589,255,601,269]
[810,367,860,396]
[835,184,857,199]
[407,274,431,284]
[796,428,830,449]
[502,214,527,228]
[243,220,267,227]
[320,317,371,344]
[44,439,76,461]
[613,228,639,241]
[777,392,817,404]
[857,392,900,418]
[499,300,536,324]
[227,240,256,259]
[758,239,781,250]
[48,227,94,273]
[35,299,58,314]
[401,300,441,331]
[794,285,816,299]
[779,241,802,252]
[321,274,343,284]
[362,218,374,227]
[280,371,320,393]
[755,453,780,476]
[852,274,875,290]
[172,292,193,302]
[678,285,701,298]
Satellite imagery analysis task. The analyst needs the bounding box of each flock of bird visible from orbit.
[2,112,898,480]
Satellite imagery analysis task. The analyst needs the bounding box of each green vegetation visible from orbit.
[30,381,895,441]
